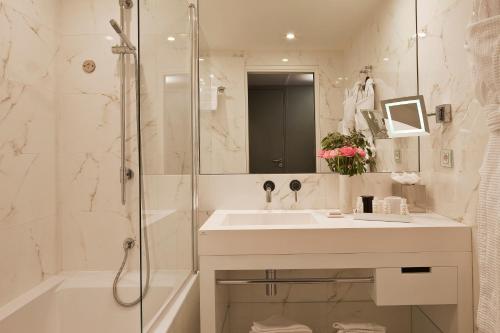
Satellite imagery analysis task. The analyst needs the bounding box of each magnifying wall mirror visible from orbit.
[381,96,430,138]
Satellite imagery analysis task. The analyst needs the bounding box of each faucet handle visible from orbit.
[289,180,302,202]
[263,180,275,191]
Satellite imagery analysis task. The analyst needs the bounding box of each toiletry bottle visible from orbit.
[373,197,379,214]
[383,199,392,214]
[400,198,410,215]
[356,197,363,213]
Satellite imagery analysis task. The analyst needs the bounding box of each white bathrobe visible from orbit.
[467,9,500,333]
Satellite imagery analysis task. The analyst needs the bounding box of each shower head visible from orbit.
[109,19,136,51]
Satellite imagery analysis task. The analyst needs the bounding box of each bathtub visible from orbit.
[0,270,192,333]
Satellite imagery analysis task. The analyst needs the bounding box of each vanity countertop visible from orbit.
[199,210,471,256]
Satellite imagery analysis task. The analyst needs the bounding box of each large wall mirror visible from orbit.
[198,0,419,174]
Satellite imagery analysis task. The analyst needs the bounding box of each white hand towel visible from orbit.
[333,322,386,332]
[200,86,218,111]
[251,315,312,333]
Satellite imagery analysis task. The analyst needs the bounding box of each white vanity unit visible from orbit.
[199,210,473,333]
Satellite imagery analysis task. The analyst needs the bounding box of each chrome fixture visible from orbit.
[109,17,135,205]
[433,104,452,123]
[119,0,133,10]
[82,59,96,73]
[265,270,277,296]
[360,65,373,75]
[263,181,275,203]
[109,19,136,52]
[109,0,151,308]
[217,86,226,95]
[289,180,302,203]
[217,276,374,285]
[189,3,200,272]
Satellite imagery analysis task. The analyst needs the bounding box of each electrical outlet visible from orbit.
[440,149,454,168]
[394,150,402,163]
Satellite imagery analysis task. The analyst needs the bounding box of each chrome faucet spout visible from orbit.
[266,187,272,203]
[263,181,275,203]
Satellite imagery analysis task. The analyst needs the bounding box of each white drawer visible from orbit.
[371,266,457,306]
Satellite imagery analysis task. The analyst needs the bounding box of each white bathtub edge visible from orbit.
[147,273,199,333]
[0,276,65,322]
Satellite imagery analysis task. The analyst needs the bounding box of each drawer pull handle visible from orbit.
[401,267,431,274]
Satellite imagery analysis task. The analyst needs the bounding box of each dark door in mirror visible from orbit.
[248,88,286,173]
[248,73,316,174]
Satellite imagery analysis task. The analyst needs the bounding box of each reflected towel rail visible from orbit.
[216,276,374,285]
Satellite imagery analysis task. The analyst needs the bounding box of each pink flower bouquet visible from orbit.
[319,131,373,176]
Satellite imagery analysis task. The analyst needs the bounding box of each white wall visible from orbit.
[56,0,141,271]
[418,0,488,328]
[0,0,59,306]
[199,50,345,174]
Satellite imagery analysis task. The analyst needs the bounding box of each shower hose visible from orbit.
[112,52,151,307]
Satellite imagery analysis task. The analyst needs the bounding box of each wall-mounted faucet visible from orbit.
[263,181,275,203]
[289,180,302,202]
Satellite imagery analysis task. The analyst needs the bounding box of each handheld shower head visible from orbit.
[110,19,123,34]
[109,19,136,51]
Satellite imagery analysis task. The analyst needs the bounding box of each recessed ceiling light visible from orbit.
[105,35,114,41]
[209,74,215,78]
[167,36,176,42]
[199,58,205,61]
[383,57,390,62]
[286,32,295,40]
[282,58,289,62]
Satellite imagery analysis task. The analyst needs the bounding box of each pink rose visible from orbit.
[356,148,366,158]
[339,146,357,157]
[317,150,326,158]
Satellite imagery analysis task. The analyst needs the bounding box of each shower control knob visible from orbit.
[125,168,134,180]
[123,238,135,250]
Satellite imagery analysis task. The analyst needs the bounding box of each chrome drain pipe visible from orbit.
[265,270,277,296]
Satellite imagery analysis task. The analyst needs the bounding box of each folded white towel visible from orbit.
[250,329,312,333]
[332,322,386,332]
[251,315,312,333]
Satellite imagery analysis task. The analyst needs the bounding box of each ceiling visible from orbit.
[199,0,386,51]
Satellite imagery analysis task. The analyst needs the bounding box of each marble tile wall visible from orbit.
[417,0,488,324]
[56,0,141,271]
[0,0,59,306]
[199,50,345,174]
[343,0,420,172]
[1,0,195,308]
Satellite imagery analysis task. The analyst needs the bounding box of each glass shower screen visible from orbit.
[138,0,196,330]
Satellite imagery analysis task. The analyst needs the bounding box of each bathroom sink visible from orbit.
[221,212,319,226]
[199,210,472,256]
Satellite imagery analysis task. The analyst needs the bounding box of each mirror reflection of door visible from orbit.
[248,73,316,174]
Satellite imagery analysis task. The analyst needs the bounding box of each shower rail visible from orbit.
[189,3,200,273]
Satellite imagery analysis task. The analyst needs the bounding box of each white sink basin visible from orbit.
[221,212,319,226]
[199,210,471,256]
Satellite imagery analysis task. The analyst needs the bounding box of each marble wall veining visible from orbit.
[0,0,60,307]
[56,0,141,271]
[417,0,489,325]
[343,0,420,172]
[199,50,345,174]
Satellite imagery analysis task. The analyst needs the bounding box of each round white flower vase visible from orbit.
[338,175,353,214]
